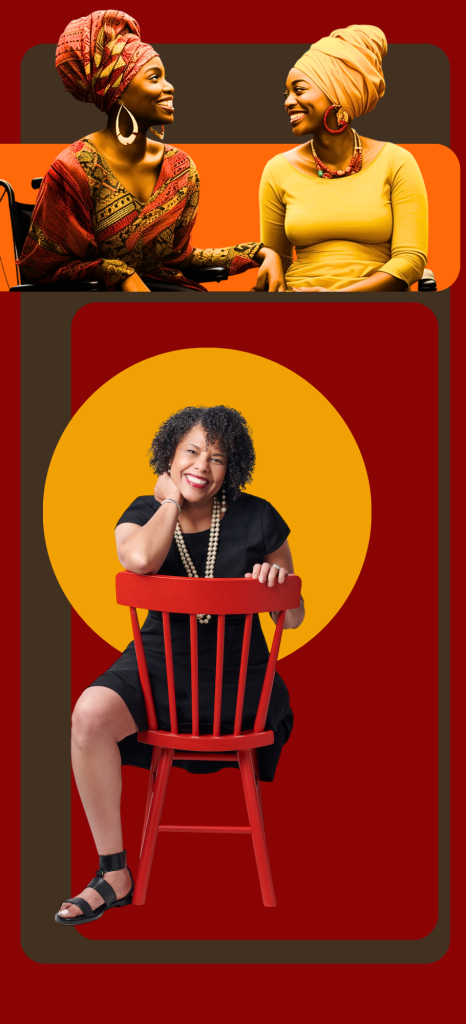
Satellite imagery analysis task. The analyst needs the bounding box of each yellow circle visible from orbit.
[43,348,371,658]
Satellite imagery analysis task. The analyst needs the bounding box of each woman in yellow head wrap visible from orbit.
[258,26,428,292]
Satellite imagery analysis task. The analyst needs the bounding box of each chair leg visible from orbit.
[238,749,276,907]
[140,746,162,857]
[133,748,174,906]
[252,750,264,819]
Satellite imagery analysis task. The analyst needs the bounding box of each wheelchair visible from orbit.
[1,177,437,292]
[0,177,229,292]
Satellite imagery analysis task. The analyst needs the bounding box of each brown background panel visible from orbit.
[21,44,450,145]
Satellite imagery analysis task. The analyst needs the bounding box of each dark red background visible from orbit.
[70,301,438,941]
[3,0,464,1015]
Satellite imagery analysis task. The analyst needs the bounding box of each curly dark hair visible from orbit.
[148,406,255,500]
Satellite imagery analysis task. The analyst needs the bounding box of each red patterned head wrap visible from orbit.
[56,10,158,113]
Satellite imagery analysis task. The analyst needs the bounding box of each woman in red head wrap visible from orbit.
[18,11,283,291]
[258,25,429,292]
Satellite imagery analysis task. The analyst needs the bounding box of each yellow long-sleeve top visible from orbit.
[259,143,428,290]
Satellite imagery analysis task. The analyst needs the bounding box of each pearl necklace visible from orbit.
[174,493,225,624]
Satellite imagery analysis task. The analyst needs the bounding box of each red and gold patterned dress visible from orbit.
[17,139,262,290]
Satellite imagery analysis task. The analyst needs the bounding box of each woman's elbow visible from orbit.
[408,252,428,285]
[284,603,305,629]
[117,546,151,575]
[391,251,428,287]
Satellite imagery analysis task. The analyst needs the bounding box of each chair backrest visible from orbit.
[0,179,35,285]
[115,573,302,737]
[0,178,43,286]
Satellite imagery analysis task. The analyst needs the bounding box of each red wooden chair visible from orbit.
[115,572,302,907]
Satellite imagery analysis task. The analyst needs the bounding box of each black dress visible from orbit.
[89,492,294,782]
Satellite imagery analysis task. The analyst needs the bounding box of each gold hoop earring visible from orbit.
[115,104,139,146]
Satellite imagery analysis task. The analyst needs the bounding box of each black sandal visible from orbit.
[55,850,134,926]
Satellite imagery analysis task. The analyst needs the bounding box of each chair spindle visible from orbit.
[254,609,286,733]
[162,611,178,734]
[130,607,157,731]
[213,614,225,737]
[190,614,199,736]
[234,613,253,735]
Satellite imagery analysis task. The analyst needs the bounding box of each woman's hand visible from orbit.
[292,286,330,292]
[121,272,151,293]
[154,471,183,507]
[252,248,286,292]
[245,562,288,586]
[244,541,305,628]
[116,474,183,575]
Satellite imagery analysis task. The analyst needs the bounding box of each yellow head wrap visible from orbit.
[294,25,387,121]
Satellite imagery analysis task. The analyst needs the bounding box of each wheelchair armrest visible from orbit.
[10,280,103,292]
[31,178,43,190]
[418,269,437,292]
[183,266,229,284]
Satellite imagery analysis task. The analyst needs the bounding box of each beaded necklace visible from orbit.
[174,490,226,624]
[311,128,363,179]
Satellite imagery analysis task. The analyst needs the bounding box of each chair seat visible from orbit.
[137,728,275,751]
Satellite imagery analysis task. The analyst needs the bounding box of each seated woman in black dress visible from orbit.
[55,405,304,924]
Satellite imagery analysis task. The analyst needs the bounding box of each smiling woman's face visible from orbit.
[170,425,228,505]
[284,68,332,135]
[119,55,175,125]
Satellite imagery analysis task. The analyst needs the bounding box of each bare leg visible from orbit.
[58,686,138,920]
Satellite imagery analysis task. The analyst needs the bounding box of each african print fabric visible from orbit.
[17,142,262,290]
[56,10,157,113]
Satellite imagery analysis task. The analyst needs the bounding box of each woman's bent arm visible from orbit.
[259,162,295,276]
[163,159,264,278]
[343,147,428,291]
[17,153,136,289]
[115,501,180,574]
